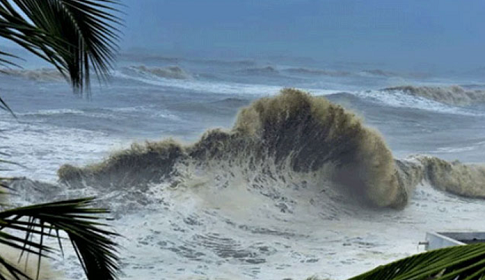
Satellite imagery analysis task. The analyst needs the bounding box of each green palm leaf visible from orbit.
[0,1,122,279]
[0,0,121,93]
[348,243,485,280]
[0,255,32,280]
[0,196,119,280]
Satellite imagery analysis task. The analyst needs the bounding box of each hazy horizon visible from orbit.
[1,0,484,74]
[121,0,485,72]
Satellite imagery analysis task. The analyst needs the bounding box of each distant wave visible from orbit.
[383,85,485,106]
[349,90,474,116]
[128,65,192,80]
[113,70,294,95]
[361,69,430,79]
[284,67,351,77]
[460,84,485,90]
[22,109,85,116]
[17,107,180,121]
[361,69,395,77]
[0,68,64,82]
[119,53,259,68]
[238,66,280,75]
[119,53,181,64]
[191,59,256,67]
[210,97,250,108]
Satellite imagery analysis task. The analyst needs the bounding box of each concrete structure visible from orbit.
[424,232,485,250]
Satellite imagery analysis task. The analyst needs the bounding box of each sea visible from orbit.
[1,52,485,280]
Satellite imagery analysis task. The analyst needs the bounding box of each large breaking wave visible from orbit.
[57,89,485,210]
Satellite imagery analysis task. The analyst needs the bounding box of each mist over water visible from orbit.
[120,0,485,74]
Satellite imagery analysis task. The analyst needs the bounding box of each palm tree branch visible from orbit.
[0,197,119,280]
[348,243,485,280]
[0,0,121,93]
[0,255,32,280]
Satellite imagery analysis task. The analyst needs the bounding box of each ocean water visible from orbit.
[1,54,485,280]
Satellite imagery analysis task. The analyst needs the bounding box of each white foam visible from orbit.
[25,179,485,280]
[3,73,485,280]
[0,117,126,182]
[114,70,339,97]
[354,90,483,116]
[31,109,85,116]
[433,140,485,154]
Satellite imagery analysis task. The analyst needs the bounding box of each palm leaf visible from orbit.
[0,50,21,68]
[0,1,122,279]
[0,178,15,208]
[348,243,485,280]
[0,197,119,280]
[0,96,15,118]
[0,255,32,280]
[0,0,122,93]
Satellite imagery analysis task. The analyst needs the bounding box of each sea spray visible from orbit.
[58,140,186,190]
[229,89,405,208]
[398,156,485,199]
[59,89,409,208]
[129,65,192,80]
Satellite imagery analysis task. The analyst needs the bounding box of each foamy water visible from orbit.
[1,58,485,280]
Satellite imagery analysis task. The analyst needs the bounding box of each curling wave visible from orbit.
[397,156,485,199]
[0,68,65,82]
[57,89,485,210]
[238,66,280,75]
[128,65,192,80]
[284,67,351,77]
[383,85,485,106]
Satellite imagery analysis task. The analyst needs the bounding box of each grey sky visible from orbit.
[122,0,485,71]
[0,1,483,71]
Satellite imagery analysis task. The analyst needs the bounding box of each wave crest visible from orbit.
[129,65,192,80]
[284,67,351,77]
[0,68,64,82]
[239,66,279,75]
[383,85,485,106]
[399,156,485,199]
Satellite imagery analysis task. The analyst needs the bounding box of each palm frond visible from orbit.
[0,95,16,118]
[348,243,485,280]
[0,179,14,208]
[0,50,21,67]
[0,254,32,280]
[0,0,122,93]
[0,197,119,280]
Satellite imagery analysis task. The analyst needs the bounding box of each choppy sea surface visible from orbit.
[1,53,485,279]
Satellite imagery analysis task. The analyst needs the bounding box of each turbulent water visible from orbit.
[1,55,485,280]
[383,85,485,106]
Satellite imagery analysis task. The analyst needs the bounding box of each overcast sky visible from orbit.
[121,0,485,71]
[1,1,483,71]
